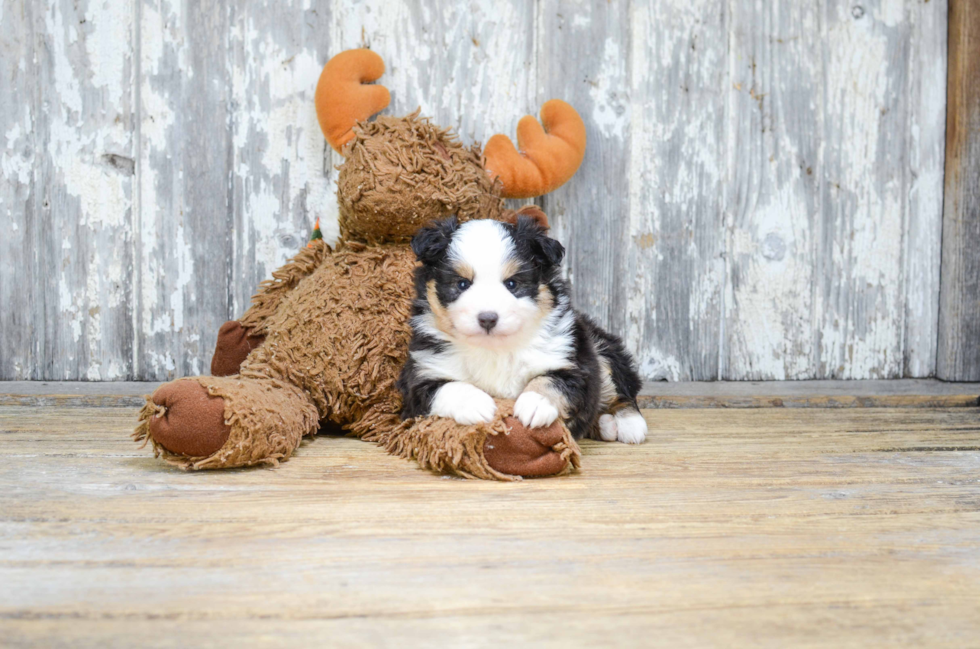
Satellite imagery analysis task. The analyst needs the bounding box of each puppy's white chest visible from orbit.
[454,341,572,399]
[462,351,538,399]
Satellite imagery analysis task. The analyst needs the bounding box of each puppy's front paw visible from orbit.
[614,410,647,444]
[514,391,560,429]
[452,390,497,425]
[598,413,619,441]
[431,382,497,425]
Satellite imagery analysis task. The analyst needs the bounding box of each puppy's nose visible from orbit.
[477,311,499,333]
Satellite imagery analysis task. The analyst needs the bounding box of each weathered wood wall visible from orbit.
[0,0,948,381]
[938,0,980,381]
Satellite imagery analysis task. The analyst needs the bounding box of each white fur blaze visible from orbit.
[430,382,497,425]
[514,391,560,428]
[614,410,647,444]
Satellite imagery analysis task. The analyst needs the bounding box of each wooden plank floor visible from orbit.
[2,385,980,647]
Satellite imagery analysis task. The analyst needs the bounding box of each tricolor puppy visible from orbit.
[397,213,647,444]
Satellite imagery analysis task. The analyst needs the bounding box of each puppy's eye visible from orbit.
[504,279,517,291]
[457,279,471,291]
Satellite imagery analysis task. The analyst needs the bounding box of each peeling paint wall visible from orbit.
[0,0,947,381]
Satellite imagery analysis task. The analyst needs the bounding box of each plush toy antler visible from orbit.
[483,100,587,199]
[315,49,391,153]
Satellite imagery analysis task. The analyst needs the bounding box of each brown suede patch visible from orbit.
[211,320,265,377]
[147,379,230,457]
[485,417,574,478]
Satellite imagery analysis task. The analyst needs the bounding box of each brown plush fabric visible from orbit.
[238,242,416,427]
[239,239,331,336]
[210,240,332,378]
[211,321,265,377]
[338,112,505,244]
[502,205,551,230]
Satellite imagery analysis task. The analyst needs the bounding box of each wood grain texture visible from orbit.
[0,0,37,379]
[227,0,335,325]
[937,0,980,381]
[0,0,951,381]
[537,0,631,337]
[626,0,726,381]
[2,401,979,646]
[335,0,538,149]
[725,0,822,380]
[136,0,234,379]
[726,0,947,380]
[32,0,137,380]
[330,0,542,208]
[816,0,914,380]
[905,0,948,378]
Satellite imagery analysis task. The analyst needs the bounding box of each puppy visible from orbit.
[397,214,647,444]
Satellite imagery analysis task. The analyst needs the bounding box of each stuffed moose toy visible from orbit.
[134,49,588,480]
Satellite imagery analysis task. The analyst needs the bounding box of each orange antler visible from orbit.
[483,100,587,199]
[315,49,391,153]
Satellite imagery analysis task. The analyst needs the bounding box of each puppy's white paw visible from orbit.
[614,410,647,444]
[598,414,619,441]
[514,391,560,429]
[430,382,497,425]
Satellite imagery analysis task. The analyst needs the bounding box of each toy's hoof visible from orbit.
[148,380,230,457]
[485,417,569,477]
[211,320,265,377]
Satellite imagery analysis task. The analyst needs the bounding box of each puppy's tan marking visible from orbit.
[426,279,455,335]
[453,261,474,281]
[523,376,570,418]
[517,285,557,335]
[536,284,555,313]
[501,258,521,281]
[597,355,618,410]
[607,399,638,416]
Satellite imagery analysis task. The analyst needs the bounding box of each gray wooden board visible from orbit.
[906,0,949,378]
[537,0,631,340]
[0,0,36,379]
[0,0,951,382]
[725,0,947,380]
[625,0,727,381]
[25,0,137,380]
[136,0,234,379]
[938,0,980,381]
[725,0,823,381]
[816,0,914,380]
[227,0,334,339]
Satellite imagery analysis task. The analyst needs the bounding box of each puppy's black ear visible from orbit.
[514,214,565,269]
[411,216,459,265]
